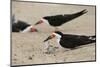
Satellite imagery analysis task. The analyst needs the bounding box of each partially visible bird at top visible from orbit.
[12,15,38,33]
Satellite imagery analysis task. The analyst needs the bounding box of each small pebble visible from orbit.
[13,58,17,61]
[32,54,34,56]
[28,56,32,60]
[54,54,56,56]
[14,54,17,56]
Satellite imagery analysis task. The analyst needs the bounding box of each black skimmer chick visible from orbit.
[44,31,96,49]
[12,15,38,32]
[35,9,88,30]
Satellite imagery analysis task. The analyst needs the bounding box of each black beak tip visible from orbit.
[43,39,48,42]
[43,40,46,42]
[43,36,51,42]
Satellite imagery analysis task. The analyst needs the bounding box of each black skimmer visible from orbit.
[12,15,38,32]
[12,20,38,32]
[35,9,88,30]
[44,31,96,49]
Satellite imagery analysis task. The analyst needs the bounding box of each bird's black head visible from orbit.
[43,17,48,20]
[43,31,63,42]
[54,31,63,36]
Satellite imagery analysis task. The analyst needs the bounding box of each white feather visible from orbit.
[53,33,62,48]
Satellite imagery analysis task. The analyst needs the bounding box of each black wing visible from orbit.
[60,34,95,48]
[43,15,68,26]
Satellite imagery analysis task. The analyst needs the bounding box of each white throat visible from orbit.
[53,33,62,48]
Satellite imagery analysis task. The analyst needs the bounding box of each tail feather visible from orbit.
[64,9,88,21]
[73,9,88,17]
[79,9,88,15]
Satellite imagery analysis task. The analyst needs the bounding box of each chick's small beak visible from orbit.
[44,34,55,42]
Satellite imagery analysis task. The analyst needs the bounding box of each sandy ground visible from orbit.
[12,1,96,66]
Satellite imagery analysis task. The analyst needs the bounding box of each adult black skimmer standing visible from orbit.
[12,15,38,32]
[35,9,88,30]
[44,31,96,49]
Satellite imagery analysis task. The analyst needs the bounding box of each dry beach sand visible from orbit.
[12,1,96,66]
